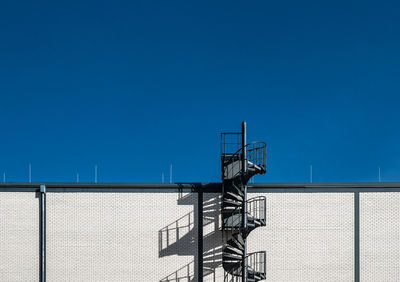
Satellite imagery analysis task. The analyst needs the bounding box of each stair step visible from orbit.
[222,208,241,214]
[223,198,242,206]
[230,235,244,251]
[223,253,242,260]
[253,219,262,226]
[223,213,242,227]
[232,183,244,197]
[248,161,263,172]
[225,191,243,202]
[224,245,243,256]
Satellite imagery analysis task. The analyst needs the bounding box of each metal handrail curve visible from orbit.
[222,141,266,165]
[222,196,266,229]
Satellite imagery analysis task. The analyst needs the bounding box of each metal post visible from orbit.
[94,165,98,183]
[242,121,247,174]
[39,185,46,282]
[354,192,360,282]
[241,121,247,282]
[198,189,203,282]
[170,164,173,184]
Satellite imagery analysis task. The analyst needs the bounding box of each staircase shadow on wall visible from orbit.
[159,190,222,282]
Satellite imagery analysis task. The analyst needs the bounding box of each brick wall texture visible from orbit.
[360,193,400,281]
[248,193,354,282]
[0,193,39,281]
[0,191,399,281]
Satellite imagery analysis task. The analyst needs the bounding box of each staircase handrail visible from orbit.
[247,196,267,223]
[246,251,266,275]
[222,141,266,165]
[222,141,266,180]
[222,196,267,229]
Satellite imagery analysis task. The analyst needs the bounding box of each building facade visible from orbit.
[1,124,399,281]
[1,182,400,281]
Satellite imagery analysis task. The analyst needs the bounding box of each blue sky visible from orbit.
[0,0,399,183]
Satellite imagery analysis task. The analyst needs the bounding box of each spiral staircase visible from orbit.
[221,122,267,282]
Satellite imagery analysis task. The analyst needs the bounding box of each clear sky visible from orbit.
[0,1,399,183]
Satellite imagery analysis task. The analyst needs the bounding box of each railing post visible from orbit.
[264,197,266,222]
[39,184,46,282]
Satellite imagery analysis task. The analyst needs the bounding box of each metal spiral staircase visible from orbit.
[221,122,267,282]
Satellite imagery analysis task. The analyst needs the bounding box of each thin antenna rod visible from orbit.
[310,165,313,183]
[162,172,164,183]
[76,173,79,183]
[94,165,98,183]
[29,164,32,183]
[170,164,173,184]
[378,167,381,182]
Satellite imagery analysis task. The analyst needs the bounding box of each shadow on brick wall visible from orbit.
[159,191,222,282]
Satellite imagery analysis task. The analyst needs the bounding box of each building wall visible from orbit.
[360,193,400,281]
[247,193,354,282]
[0,192,39,281]
[201,193,355,282]
[1,190,400,281]
[46,192,198,282]
[202,193,223,282]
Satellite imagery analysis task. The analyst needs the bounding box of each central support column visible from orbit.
[241,122,247,282]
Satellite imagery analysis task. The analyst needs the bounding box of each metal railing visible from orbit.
[247,142,267,172]
[221,132,242,157]
[222,142,266,180]
[222,196,266,229]
[246,251,266,276]
[247,196,266,224]
[223,251,266,282]
[224,269,241,282]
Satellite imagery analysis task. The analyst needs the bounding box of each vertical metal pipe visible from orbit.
[242,122,247,175]
[39,185,46,282]
[241,121,247,282]
[198,189,203,282]
[354,192,360,282]
[170,164,173,184]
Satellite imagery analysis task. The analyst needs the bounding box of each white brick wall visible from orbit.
[202,193,224,282]
[2,191,400,281]
[360,193,400,281]
[247,193,354,282]
[202,193,355,282]
[47,192,197,282]
[0,192,38,282]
